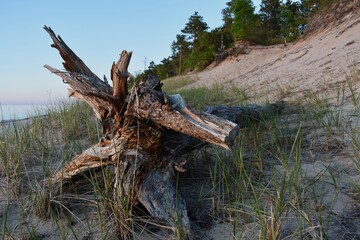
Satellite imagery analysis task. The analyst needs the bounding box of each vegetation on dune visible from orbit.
[1,67,360,239]
[138,0,336,82]
[163,82,249,110]
[1,0,358,239]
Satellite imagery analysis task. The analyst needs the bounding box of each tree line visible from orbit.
[141,0,335,80]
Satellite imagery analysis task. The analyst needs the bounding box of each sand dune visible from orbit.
[185,4,360,104]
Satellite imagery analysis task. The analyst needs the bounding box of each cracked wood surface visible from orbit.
[44,26,240,239]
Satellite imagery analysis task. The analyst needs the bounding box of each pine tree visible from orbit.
[219,1,236,50]
[260,0,282,40]
[144,61,157,76]
[171,34,191,74]
[156,57,175,79]
[278,0,304,41]
[185,31,217,70]
[232,0,257,40]
[181,12,209,42]
[222,1,235,29]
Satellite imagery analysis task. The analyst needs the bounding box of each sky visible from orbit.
[0,0,262,105]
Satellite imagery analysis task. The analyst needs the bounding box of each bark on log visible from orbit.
[163,102,285,157]
[204,102,284,126]
[43,26,241,239]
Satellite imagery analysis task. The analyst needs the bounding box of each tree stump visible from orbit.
[43,26,240,239]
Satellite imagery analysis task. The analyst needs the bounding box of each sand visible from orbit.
[184,6,360,104]
[1,2,360,239]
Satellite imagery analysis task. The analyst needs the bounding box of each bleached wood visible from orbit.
[44,26,240,239]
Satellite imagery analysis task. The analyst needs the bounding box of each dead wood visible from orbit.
[204,102,285,126]
[43,26,241,239]
[162,102,285,158]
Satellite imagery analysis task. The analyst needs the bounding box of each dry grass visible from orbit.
[0,68,360,239]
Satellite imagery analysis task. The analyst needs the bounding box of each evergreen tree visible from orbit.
[301,0,334,16]
[278,0,304,41]
[171,34,191,74]
[181,11,209,43]
[171,34,191,55]
[179,12,214,70]
[156,57,175,79]
[222,1,235,29]
[144,61,157,76]
[260,0,282,40]
[300,0,319,17]
[218,1,235,51]
[185,31,217,70]
[232,0,257,40]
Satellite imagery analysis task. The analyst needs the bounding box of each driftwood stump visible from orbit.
[44,26,241,239]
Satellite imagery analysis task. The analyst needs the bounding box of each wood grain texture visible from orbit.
[44,27,242,239]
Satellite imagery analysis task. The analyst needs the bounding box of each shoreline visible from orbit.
[0,114,47,125]
[0,115,47,135]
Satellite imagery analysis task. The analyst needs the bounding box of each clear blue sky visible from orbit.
[0,0,261,104]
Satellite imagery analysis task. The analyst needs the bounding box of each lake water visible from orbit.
[0,104,49,121]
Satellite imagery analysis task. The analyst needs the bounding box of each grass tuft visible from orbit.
[1,66,360,238]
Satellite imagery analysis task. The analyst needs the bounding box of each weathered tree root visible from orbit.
[43,26,243,239]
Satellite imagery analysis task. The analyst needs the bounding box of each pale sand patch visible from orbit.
[183,7,360,104]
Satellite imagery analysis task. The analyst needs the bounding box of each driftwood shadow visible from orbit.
[42,26,284,239]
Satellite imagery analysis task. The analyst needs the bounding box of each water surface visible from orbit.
[0,104,48,121]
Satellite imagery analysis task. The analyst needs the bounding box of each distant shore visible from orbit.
[0,114,46,125]
[0,103,50,124]
[0,115,47,135]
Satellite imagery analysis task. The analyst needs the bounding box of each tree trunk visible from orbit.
[43,26,240,239]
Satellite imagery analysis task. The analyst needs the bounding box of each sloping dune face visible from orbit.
[187,0,360,103]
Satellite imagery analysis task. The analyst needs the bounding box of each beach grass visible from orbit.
[0,69,360,239]
[163,82,249,110]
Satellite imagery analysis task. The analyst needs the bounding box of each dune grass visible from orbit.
[0,68,360,239]
[161,76,196,93]
[0,100,103,239]
[163,70,360,239]
[163,82,249,110]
